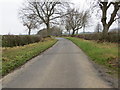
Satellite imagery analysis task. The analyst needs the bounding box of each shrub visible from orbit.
[73,32,119,43]
[2,35,42,47]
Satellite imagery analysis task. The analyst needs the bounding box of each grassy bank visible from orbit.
[67,37,118,72]
[2,38,57,76]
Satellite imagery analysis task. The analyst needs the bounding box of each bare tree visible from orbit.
[20,0,69,36]
[98,0,120,39]
[87,0,120,40]
[95,22,102,33]
[65,20,71,35]
[81,10,90,33]
[65,8,90,35]
[65,9,83,35]
[20,14,38,35]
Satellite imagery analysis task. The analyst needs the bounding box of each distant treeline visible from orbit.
[71,32,119,43]
[2,35,42,47]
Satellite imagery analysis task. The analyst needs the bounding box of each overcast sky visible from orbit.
[0,0,118,35]
[0,0,26,35]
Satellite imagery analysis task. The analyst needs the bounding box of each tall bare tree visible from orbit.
[65,9,83,35]
[99,0,120,39]
[65,8,90,35]
[20,0,69,36]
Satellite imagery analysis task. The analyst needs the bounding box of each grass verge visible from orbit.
[66,37,118,73]
[2,38,57,76]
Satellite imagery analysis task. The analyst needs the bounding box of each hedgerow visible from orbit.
[2,35,42,47]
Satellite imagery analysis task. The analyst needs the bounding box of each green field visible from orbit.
[2,38,57,76]
[67,37,118,72]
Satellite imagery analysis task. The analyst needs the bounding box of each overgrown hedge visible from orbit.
[2,35,42,47]
[73,32,119,43]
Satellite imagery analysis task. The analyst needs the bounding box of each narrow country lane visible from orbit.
[2,38,112,88]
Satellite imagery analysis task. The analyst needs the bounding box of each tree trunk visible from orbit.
[83,26,85,33]
[102,25,109,40]
[72,30,75,35]
[76,30,78,35]
[98,28,99,33]
[46,23,50,36]
[28,28,31,35]
[83,25,85,33]
[46,17,50,36]
[69,31,70,36]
